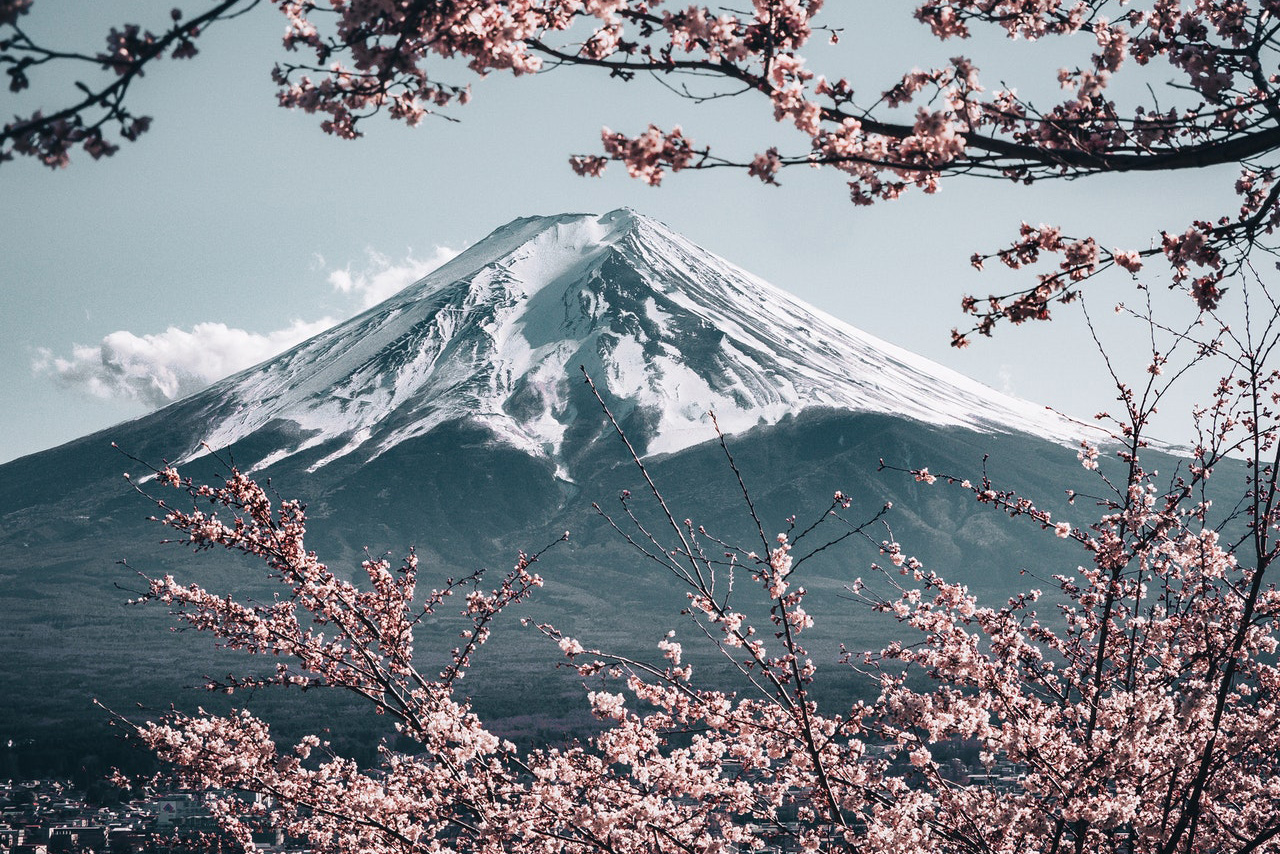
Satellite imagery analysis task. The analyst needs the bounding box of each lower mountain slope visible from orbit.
[0,406,1159,771]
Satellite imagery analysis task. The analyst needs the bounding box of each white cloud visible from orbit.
[328,246,460,309]
[34,318,337,408]
[34,245,461,407]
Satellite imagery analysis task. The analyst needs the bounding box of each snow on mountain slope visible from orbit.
[172,208,1094,474]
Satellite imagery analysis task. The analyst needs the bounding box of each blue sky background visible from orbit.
[0,2,1238,463]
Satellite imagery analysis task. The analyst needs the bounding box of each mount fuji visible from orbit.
[148,208,1090,479]
[0,209,1112,768]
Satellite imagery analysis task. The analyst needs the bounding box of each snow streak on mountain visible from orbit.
[172,209,1089,475]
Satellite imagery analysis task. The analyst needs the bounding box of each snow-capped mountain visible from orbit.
[173,208,1087,475]
[0,209,1178,757]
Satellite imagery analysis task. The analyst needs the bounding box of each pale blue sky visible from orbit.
[0,3,1236,463]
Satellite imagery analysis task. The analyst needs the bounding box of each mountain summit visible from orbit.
[167,208,1085,476]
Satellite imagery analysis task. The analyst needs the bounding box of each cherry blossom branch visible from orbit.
[16,1,1280,341]
[1,1,259,166]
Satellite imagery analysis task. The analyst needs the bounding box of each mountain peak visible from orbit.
[158,211,1092,475]
[388,209,647,309]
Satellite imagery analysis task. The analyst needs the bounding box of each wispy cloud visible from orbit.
[998,364,1016,396]
[35,246,460,407]
[328,246,460,309]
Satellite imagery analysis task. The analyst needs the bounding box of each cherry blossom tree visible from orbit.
[5,1,1280,340]
[114,285,1280,852]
